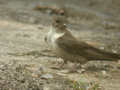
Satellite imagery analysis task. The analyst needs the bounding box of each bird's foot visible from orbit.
[66,63,86,73]
[62,62,78,73]
[50,58,66,70]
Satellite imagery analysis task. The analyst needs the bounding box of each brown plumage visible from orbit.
[45,16,120,64]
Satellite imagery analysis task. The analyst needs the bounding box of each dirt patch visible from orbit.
[0,0,120,90]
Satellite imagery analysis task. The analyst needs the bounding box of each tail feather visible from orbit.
[86,47,120,61]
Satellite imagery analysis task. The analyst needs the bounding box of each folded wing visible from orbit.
[56,36,120,61]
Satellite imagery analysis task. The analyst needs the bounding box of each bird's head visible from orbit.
[52,16,68,33]
[45,16,69,45]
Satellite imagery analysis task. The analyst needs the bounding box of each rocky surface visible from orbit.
[0,0,120,90]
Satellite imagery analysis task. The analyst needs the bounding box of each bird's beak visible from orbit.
[44,36,47,43]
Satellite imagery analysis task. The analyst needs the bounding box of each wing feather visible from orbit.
[56,35,120,60]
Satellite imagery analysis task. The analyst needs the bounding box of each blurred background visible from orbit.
[0,0,120,90]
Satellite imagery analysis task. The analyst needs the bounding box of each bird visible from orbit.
[45,16,120,66]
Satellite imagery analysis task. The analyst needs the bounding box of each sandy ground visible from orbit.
[0,0,120,90]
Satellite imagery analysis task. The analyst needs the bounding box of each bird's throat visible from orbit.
[47,26,64,44]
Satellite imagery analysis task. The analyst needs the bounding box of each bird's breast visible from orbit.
[46,29,64,48]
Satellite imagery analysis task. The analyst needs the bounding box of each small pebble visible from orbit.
[41,74,53,79]
[101,70,106,75]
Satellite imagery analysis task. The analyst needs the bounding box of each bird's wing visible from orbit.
[56,35,120,60]
[56,35,95,56]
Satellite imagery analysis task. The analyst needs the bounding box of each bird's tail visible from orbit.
[86,47,120,61]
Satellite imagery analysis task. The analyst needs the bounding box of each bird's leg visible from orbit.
[57,59,68,69]
[62,61,79,73]
[50,58,66,69]
[77,64,86,73]
[66,62,86,73]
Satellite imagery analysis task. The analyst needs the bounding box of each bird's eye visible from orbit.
[44,36,47,42]
[55,20,60,23]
